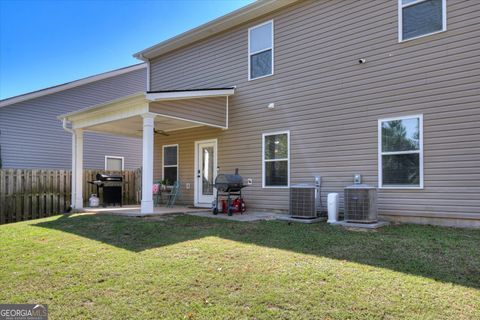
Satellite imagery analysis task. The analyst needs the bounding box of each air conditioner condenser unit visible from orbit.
[344,184,378,223]
[289,178,321,219]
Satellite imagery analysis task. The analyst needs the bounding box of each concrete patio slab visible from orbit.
[82,205,286,222]
[82,205,210,217]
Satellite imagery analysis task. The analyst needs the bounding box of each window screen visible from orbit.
[401,0,445,41]
[263,132,289,187]
[380,116,423,187]
[163,145,178,185]
[163,167,178,185]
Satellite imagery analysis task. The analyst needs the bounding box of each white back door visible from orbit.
[194,139,217,207]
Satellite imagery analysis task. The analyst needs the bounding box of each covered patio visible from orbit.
[58,87,235,214]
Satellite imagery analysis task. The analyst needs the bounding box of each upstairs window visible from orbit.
[248,20,273,80]
[399,0,446,41]
[379,115,423,188]
[163,145,178,186]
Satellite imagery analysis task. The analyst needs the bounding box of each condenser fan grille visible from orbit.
[289,186,318,218]
[344,186,378,223]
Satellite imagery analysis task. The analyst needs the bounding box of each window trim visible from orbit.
[378,114,424,189]
[104,156,124,171]
[162,144,179,185]
[248,20,274,81]
[262,130,290,188]
[398,0,447,43]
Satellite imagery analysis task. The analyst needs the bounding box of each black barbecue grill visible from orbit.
[88,173,123,207]
[215,174,244,192]
[212,169,247,215]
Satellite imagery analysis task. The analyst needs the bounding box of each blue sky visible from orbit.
[0,0,254,99]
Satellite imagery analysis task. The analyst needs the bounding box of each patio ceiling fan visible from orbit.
[136,128,170,136]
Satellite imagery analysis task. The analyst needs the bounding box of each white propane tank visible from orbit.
[89,194,100,207]
[327,193,339,223]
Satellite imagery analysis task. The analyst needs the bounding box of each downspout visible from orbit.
[62,118,76,211]
[134,53,150,91]
[225,96,229,129]
[62,118,74,134]
[146,60,151,92]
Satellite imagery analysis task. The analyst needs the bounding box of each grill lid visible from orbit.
[214,170,246,192]
[215,174,243,186]
[96,173,123,182]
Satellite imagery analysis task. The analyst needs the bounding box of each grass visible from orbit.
[0,214,479,319]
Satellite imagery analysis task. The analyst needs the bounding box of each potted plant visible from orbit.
[161,178,170,190]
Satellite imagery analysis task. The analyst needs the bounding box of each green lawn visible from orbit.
[1,214,479,319]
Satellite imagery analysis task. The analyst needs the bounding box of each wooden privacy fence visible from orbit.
[0,168,141,224]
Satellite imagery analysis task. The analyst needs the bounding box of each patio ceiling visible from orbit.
[85,115,202,138]
[58,88,235,138]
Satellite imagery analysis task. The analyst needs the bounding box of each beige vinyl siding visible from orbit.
[153,127,222,205]
[149,97,227,128]
[150,0,480,224]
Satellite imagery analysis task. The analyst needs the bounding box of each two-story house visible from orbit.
[59,0,480,227]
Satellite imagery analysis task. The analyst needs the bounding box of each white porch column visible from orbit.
[74,129,84,209]
[141,113,156,214]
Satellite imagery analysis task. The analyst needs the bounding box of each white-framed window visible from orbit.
[262,131,289,188]
[105,156,124,171]
[162,144,178,186]
[248,20,274,80]
[378,115,423,189]
[398,0,447,42]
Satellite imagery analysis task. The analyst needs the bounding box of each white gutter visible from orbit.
[57,92,146,121]
[136,53,148,62]
[146,88,235,101]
